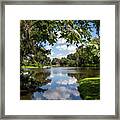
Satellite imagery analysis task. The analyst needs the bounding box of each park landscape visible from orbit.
[20,20,100,100]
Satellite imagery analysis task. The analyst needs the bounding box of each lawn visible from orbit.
[78,77,100,100]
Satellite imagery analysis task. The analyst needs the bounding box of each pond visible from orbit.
[20,67,99,100]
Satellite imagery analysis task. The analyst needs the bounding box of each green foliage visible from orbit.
[78,77,100,100]
[54,38,100,67]
[20,20,100,68]
[20,20,55,67]
[59,57,68,66]
[51,58,60,66]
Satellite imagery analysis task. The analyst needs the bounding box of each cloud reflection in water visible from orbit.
[33,85,81,100]
[32,67,81,100]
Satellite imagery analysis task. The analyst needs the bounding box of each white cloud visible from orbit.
[45,45,52,50]
[51,51,54,56]
[68,45,76,51]
[61,45,67,50]
[50,52,66,59]
[47,54,51,58]
[42,86,80,100]
[55,53,67,58]
[56,77,77,85]
[33,87,80,100]
[57,38,66,44]
[56,44,76,52]
[57,31,61,38]
[56,31,67,45]
[56,46,61,49]
[54,44,76,59]
[56,44,67,50]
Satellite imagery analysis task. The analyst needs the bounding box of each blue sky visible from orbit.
[45,38,77,59]
[45,27,98,59]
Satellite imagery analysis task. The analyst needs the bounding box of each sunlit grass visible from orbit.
[78,77,100,100]
[21,66,39,68]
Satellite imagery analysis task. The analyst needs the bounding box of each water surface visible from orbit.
[20,67,99,100]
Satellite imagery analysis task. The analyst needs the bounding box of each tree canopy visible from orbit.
[20,20,100,67]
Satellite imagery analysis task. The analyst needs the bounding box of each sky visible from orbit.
[45,38,78,59]
[45,26,98,59]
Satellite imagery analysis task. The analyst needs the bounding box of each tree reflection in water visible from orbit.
[20,68,50,100]
[20,67,99,100]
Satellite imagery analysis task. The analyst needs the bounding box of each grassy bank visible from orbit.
[21,65,51,69]
[78,77,100,100]
[21,66,39,68]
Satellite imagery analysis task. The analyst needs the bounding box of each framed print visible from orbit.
[0,0,120,119]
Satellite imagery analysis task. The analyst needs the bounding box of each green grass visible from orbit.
[80,77,100,80]
[21,66,39,68]
[78,77,100,100]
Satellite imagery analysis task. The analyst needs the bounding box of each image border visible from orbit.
[0,0,119,119]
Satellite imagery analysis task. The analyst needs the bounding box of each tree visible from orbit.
[20,20,57,67]
[60,57,68,66]
[51,58,60,65]
[20,20,100,67]
[57,38,100,67]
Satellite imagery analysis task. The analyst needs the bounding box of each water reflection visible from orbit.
[33,86,80,100]
[20,67,99,100]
